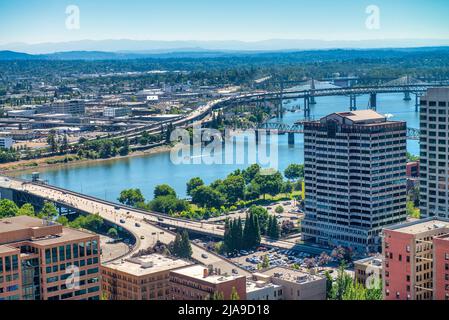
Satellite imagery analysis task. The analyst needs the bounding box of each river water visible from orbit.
[17,93,420,202]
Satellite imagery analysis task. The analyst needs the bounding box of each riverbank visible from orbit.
[0,144,173,175]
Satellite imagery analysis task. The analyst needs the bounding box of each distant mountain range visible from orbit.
[1,41,449,61]
[2,38,449,55]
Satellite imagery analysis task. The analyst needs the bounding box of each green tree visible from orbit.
[0,199,19,218]
[191,185,225,209]
[118,189,145,207]
[261,254,270,269]
[148,195,189,215]
[47,130,58,152]
[17,203,35,216]
[119,138,130,156]
[284,164,304,180]
[39,201,58,218]
[107,227,119,239]
[186,177,204,197]
[254,171,283,199]
[248,206,269,235]
[267,215,280,239]
[211,291,224,300]
[222,174,245,204]
[230,287,240,300]
[154,184,177,198]
[275,205,284,214]
[56,215,69,226]
[324,271,333,299]
[242,164,260,184]
[406,201,420,219]
[180,230,193,259]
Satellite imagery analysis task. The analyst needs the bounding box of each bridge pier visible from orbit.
[369,93,377,111]
[310,95,316,105]
[288,132,295,145]
[303,96,311,119]
[350,95,357,111]
[404,91,411,101]
[415,93,421,112]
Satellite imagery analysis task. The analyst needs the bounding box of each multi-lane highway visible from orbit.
[0,176,250,276]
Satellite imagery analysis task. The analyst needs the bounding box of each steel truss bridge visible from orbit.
[221,81,449,119]
[227,121,420,140]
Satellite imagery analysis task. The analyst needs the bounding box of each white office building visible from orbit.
[419,87,449,219]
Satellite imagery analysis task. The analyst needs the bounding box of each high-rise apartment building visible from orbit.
[382,218,449,300]
[419,87,449,218]
[302,110,407,253]
[0,216,101,300]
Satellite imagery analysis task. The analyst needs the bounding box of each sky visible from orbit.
[0,0,449,45]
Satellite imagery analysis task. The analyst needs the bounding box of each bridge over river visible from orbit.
[0,176,328,275]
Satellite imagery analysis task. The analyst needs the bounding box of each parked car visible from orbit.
[135,222,141,227]
[119,219,125,224]
[201,253,208,259]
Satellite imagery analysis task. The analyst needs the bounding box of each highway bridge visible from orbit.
[0,176,325,275]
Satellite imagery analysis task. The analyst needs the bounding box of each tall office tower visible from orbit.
[301,110,407,253]
[419,88,449,218]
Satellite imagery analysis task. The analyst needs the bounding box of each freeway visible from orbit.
[0,176,249,276]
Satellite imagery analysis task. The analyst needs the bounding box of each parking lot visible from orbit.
[228,246,329,273]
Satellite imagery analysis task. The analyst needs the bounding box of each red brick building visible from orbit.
[170,265,247,300]
[433,234,449,300]
[382,218,449,300]
[0,216,101,300]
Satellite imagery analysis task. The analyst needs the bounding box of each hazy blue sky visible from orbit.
[1,0,448,44]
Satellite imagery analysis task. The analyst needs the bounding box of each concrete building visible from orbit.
[0,134,14,149]
[419,87,449,219]
[354,254,383,287]
[0,215,101,300]
[101,254,191,300]
[103,106,131,118]
[51,99,85,115]
[246,273,283,300]
[382,218,449,300]
[262,267,326,300]
[302,110,407,253]
[169,265,247,300]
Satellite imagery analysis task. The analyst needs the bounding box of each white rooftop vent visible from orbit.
[141,261,154,269]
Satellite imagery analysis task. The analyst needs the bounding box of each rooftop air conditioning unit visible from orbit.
[141,261,154,269]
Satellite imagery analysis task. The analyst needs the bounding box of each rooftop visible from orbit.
[246,279,281,293]
[354,254,383,268]
[385,218,449,235]
[103,254,191,276]
[323,110,387,125]
[262,267,323,283]
[0,244,19,255]
[0,215,97,246]
[171,264,243,284]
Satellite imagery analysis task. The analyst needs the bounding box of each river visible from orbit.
[17,93,420,202]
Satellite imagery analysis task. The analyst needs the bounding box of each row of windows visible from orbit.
[44,241,98,265]
[0,255,19,274]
